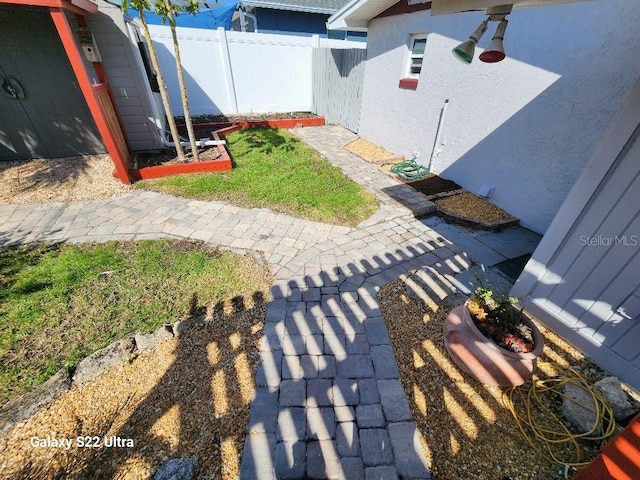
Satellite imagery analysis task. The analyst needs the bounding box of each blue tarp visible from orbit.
[128,1,239,30]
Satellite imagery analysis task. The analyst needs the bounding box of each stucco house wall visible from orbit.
[357,0,640,233]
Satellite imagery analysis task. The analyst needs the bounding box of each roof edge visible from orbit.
[327,0,396,30]
[242,0,338,14]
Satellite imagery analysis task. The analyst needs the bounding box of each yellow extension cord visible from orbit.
[503,365,618,468]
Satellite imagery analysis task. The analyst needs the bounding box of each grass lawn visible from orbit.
[137,128,378,227]
[0,240,271,405]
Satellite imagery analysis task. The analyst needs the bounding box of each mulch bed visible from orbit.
[133,144,222,169]
[343,138,401,164]
[433,192,519,230]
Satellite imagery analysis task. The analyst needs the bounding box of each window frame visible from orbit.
[406,33,427,79]
[399,33,427,90]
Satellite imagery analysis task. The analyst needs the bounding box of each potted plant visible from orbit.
[443,280,544,387]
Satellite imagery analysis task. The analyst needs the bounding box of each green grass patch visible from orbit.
[137,128,378,227]
[0,240,271,404]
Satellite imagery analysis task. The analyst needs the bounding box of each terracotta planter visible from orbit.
[443,302,544,387]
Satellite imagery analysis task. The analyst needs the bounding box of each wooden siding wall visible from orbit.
[89,1,163,151]
[514,85,640,390]
[312,48,366,133]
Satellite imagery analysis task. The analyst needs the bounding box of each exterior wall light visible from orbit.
[479,18,508,63]
[452,19,489,64]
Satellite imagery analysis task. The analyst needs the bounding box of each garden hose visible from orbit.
[503,365,617,468]
[389,158,430,181]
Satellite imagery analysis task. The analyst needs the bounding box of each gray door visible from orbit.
[0,5,104,161]
[312,48,366,133]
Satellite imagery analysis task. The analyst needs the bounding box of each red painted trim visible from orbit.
[399,78,419,90]
[574,414,640,480]
[129,126,234,181]
[129,158,233,181]
[214,125,243,136]
[177,116,325,133]
[50,8,131,184]
[0,0,97,14]
[375,0,431,19]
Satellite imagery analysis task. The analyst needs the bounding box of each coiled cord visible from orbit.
[503,366,617,467]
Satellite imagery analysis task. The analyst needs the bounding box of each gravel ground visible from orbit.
[1,275,625,480]
[0,294,270,480]
[0,155,131,204]
[434,192,514,223]
[378,279,623,480]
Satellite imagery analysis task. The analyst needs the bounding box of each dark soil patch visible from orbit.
[133,146,222,169]
[178,111,317,124]
[405,174,462,196]
[133,128,223,168]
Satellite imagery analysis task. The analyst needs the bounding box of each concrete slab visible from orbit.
[473,227,542,259]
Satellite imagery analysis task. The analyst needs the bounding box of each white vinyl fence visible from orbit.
[148,25,365,116]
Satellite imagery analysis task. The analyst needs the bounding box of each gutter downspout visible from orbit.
[428,98,449,172]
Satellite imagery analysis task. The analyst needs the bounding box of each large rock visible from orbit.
[562,381,600,434]
[72,337,135,387]
[0,369,71,434]
[594,377,637,421]
[152,457,199,480]
[134,325,174,352]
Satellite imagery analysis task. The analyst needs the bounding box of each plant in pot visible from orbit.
[443,279,544,387]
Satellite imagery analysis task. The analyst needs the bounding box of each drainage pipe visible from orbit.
[428,98,449,172]
[160,130,225,148]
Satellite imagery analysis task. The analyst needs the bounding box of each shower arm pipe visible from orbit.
[160,128,225,148]
[428,98,449,171]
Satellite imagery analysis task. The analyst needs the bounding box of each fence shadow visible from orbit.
[240,241,474,478]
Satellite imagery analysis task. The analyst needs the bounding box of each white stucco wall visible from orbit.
[358,0,640,233]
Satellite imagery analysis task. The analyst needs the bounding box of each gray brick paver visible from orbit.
[307,440,342,479]
[360,429,394,467]
[356,404,386,429]
[275,441,306,479]
[306,407,336,440]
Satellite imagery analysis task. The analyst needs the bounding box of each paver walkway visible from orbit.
[0,125,484,479]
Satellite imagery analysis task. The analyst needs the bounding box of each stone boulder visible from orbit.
[593,377,637,422]
[134,325,174,352]
[0,369,71,434]
[152,457,199,480]
[562,381,600,434]
[72,337,135,387]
